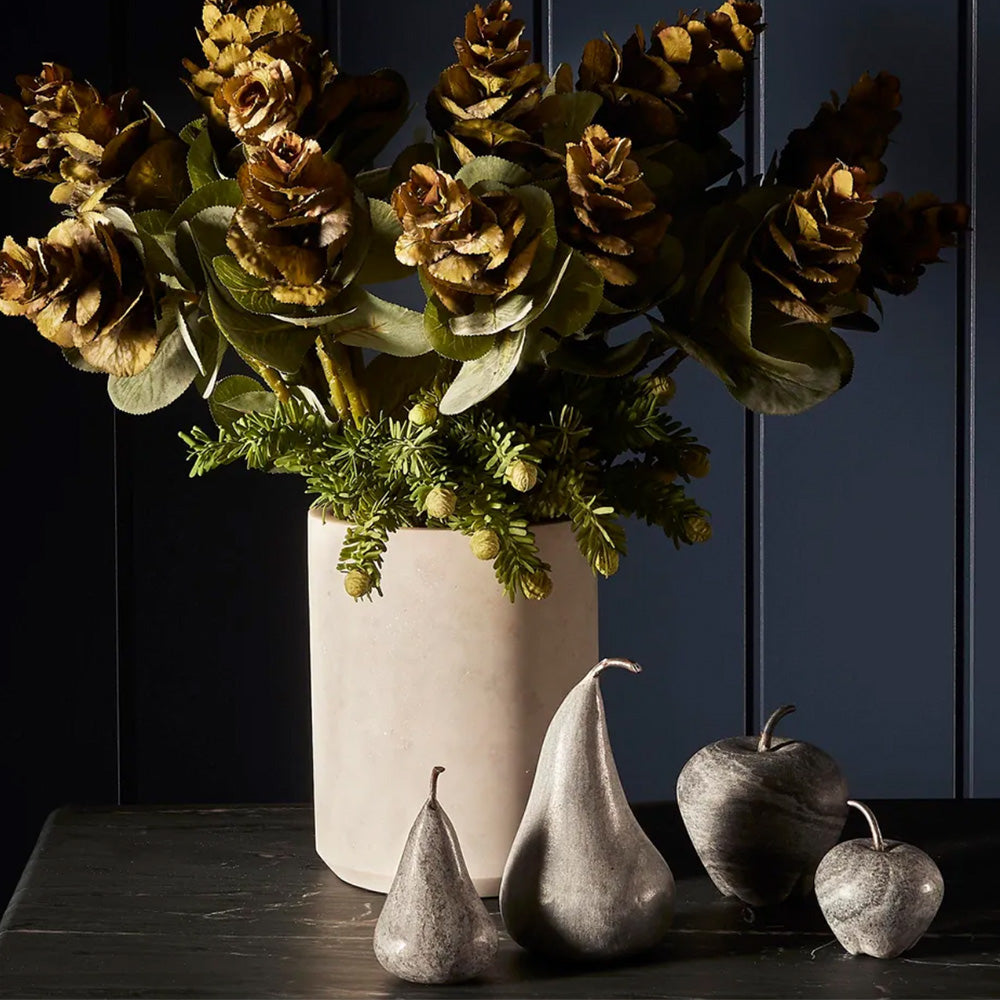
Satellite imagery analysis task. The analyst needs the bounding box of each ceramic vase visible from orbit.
[307,511,599,895]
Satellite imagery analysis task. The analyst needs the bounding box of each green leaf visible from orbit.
[209,374,268,430]
[168,179,242,231]
[425,297,495,361]
[212,254,357,327]
[450,293,534,337]
[439,327,526,414]
[546,332,654,377]
[179,118,205,144]
[530,248,603,337]
[692,230,736,316]
[320,286,431,356]
[206,282,316,373]
[541,91,603,150]
[353,198,411,285]
[366,352,443,416]
[456,156,531,191]
[187,205,236,268]
[187,122,222,190]
[106,319,200,415]
[192,313,227,398]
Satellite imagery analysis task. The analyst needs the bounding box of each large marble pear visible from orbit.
[499,658,675,961]
[373,766,498,984]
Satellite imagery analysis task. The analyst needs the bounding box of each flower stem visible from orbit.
[240,352,291,405]
[318,333,368,426]
[315,336,351,422]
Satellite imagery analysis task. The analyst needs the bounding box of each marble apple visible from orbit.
[815,799,944,959]
[676,704,849,906]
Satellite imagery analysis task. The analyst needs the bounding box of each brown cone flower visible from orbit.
[751,162,874,324]
[777,72,902,194]
[0,63,188,211]
[579,2,762,149]
[0,214,160,376]
[391,163,540,315]
[227,131,356,305]
[427,1,552,163]
[859,191,969,296]
[563,124,668,286]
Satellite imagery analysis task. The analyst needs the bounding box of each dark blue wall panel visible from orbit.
[759,0,960,797]
[973,1,999,796]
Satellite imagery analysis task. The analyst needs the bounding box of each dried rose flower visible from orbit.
[751,162,874,324]
[0,214,160,376]
[859,191,969,296]
[562,124,668,286]
[227,131,356,305]
[391,163,540,315]
[579,2,762,148]
[213,54,313,144]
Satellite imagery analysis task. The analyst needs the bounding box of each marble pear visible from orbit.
[373,766,498,984]
[499,658,675,961]
[815,800,944,959]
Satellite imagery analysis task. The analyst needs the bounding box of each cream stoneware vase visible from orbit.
[307,511,599,896]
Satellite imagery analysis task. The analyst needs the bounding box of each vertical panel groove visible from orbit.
[109,0,132,807]
[743,24,765,736]
[956,0,977,798]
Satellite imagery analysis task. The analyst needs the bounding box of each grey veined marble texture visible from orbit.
[815,800,944,959]
[500,659,675,961]
[676,706,848,907]
[373,767,498,984]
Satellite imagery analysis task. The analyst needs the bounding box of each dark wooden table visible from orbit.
[0,802,997,998]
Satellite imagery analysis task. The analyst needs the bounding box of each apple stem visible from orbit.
[429,765,445,809]
[757,704,796,751]
[590,657,642,680]
[848,799,885,852]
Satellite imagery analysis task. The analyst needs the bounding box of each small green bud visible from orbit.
[684,515,712,544]
[594,549,620,578]
[505,459,538,492]
[408,401,438,426]
[470,528,501,561]
[643,373,676,405]
[425,486,457,519]
[679,447,711,479]
[521,571,553,601]
[344,569,371,598]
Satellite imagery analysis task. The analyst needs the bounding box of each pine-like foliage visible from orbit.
[182,371,710,601]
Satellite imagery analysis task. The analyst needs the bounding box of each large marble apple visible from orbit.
[676,704,848,906]
[815,799,944,959]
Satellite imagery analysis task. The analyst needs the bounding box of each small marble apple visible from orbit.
[815,800,944,959]
[676,704,848,906]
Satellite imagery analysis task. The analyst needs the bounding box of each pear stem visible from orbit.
[757,704,796,751]
[429,765,445,809]
[848,799,885,852]
[589,657,642,680]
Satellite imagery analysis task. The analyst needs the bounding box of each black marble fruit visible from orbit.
[815,799,944,958]
[676,705,849,906]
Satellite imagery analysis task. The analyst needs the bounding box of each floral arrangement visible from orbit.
[0,1,966,600]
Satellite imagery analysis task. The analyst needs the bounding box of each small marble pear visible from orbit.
[373,766,498,984]
[500,658,675,961]
[815,800,944,959]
